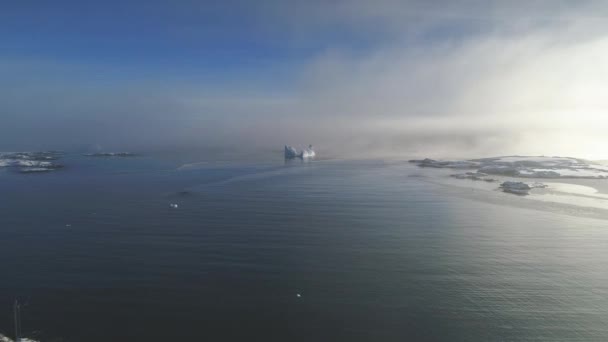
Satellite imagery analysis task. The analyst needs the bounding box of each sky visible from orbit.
[2,0,608,159]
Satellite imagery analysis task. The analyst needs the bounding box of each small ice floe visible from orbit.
[500,181,547,195]
[284,145,315,159]
[169,203,179,209]
[19,167,54,173]
[296,293,302,298]
[530,182,548,189]
[83,152,138,157]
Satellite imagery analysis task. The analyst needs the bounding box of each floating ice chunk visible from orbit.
[19,167,54,173]
[284,145,298,159]
[169,203,179,208]
[285,145,315,159]
[296,293,302,298]
[300,145,316,158]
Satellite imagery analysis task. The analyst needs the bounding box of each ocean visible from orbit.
[1,154,607,341]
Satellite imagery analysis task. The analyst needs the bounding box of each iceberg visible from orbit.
[284,145,316,159]
[284,145,299,159]
[301,145,316,158]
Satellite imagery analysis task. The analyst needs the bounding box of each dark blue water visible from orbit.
[1,156,607,341]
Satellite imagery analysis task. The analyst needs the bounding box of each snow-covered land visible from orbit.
[0,151,64,173]
[500,181,547,195]
[411,156,608,179]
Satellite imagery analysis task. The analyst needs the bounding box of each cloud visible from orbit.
[2,1,608,159]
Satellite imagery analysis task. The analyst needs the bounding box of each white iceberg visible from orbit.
[284,145,316,159]
[301,145,316,158]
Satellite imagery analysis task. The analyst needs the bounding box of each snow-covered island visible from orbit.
[500,181,547,195]
[410,156,608,179]
[0,151,64,173]
[285,145,316,159]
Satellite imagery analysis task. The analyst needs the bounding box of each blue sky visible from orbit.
[2,1,608,158]
[2,2,300,83]
[1,1,400,82]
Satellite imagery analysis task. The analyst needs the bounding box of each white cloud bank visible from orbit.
[2,1,608,159]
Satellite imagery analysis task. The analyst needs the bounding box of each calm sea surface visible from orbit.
[1,155,607,341]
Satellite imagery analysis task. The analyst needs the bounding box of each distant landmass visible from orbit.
[410,156,608,179]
